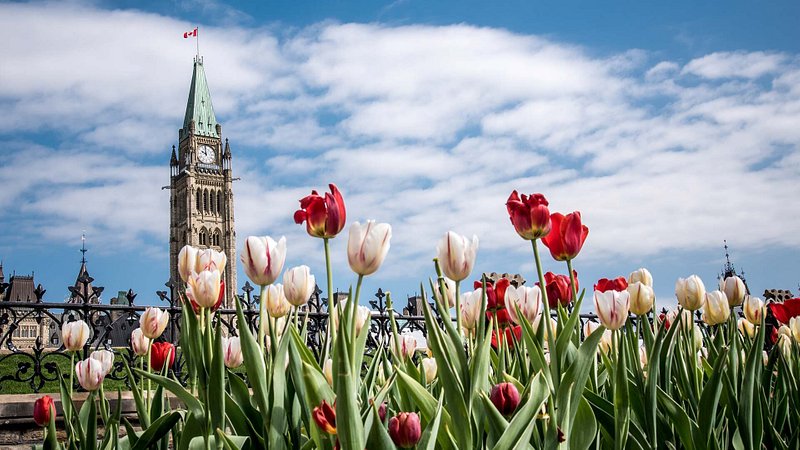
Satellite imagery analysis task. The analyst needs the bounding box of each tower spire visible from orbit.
[181,55,218,139]
[80,232,87,265]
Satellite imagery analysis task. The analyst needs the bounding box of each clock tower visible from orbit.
[169,56,237,306]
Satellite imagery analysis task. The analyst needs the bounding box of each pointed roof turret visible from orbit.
[182,56,219,138]
[67,234,101,304]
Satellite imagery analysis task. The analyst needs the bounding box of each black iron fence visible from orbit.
[0,274,436,393]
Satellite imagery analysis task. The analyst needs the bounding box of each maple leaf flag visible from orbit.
[183,28,198,38]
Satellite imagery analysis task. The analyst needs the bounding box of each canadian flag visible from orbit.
[183,28,198,38]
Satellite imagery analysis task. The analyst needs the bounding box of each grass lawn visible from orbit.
[0,351,132,395]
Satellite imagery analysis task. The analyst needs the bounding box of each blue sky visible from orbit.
[0,0,798,310]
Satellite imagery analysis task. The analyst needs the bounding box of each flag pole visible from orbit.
[196,27,200,58]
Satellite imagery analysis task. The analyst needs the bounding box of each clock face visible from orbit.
[198,145,215,164]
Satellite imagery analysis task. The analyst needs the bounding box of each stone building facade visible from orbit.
[168,56,237,306]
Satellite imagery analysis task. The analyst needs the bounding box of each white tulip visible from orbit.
[675,275,705,311]
[347,221,392,276]
[241,236,287,286]
[62,320,90,352]
[283,265,316,307]
[436,231,479,282]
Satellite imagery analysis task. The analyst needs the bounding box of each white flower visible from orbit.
[347,221,392,276]
[62,320,90,352]
[283,265,316,307]
[436,231,478,282]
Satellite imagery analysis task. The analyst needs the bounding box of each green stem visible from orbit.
[455,280,462,339]
[145,340,153,406]
[258,284,267,348]
[532,240,558,382]
[322,237,334,363]
[69,351,75,399]
[566,259,578,306]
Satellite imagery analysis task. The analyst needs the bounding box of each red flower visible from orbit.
[293,184,347,239]
[388,412,422,448]
[538,271,579,308]
[594,277,628,293]
[491,325,522,349]
[768,298,800,324]
[490,382,520,416]
[150,342,175,372]
[312,400,337,435]
[33,395,55,427]
[506,191,551,240]
[541,212,589,261]
[477,278,513,325]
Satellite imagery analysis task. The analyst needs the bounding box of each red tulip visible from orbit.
[491,325,522,349]
[293,184,346,239]
[388,412,422,448]
[769,298,800,324]
[594,277,628,293]
[541,211,589,261]
[33,395,55,427]
[490,382,520,416]
[150,342,175,372]
[477,278,512,326]
[506,191,551,240]
[378,402,387,423]
[538,271,579,307]
[312,400,337,435]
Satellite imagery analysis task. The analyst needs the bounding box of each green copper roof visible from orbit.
[183,57,219,138]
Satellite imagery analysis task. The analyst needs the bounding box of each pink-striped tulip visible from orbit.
[75,357,105,391]
[241,236,287,286]
[436,231,479,282]
[594,289,630,330]
[186,269,224,309]
[347,221,392,276]
[283,265,316,307]
[130,328,150,356]
[140,307,169,339]
[62,320,90,352]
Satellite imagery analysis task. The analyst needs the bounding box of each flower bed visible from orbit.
[32,185,800,449]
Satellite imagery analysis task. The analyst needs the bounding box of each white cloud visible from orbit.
[682,51,788,79]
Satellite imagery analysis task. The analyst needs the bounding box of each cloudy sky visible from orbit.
[1,0,798,309]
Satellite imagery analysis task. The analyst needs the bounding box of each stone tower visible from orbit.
[169,56,237,306]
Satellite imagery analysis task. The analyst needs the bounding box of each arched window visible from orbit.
[217,191,223,214]
[210,190,216,214]
[213,229,221,246]
[203,189,209,213]
[196,190,201,211]
[199,229,207,246]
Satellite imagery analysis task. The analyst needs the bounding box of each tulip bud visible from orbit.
[195,248,227,273]
[627,282,655,316]
[331,301,371,336]
[323,358,333,386]
[628,268,653,287]
[130,328,150,356]
[140,307,170,339]
[33,395,55,427]
[505,191,551,240]
[639,346,648,369]
[388,412,422,448]
[433,277,457,308]
[391,334,418,359]
[312,400,337,434]
[738,317,756,338]
[506,285,542,325]
[599,329,614,354]
[778,334,793,360]
[540,271,579,307]
[241,236,287,286]
[676,275,705,311]
[490,382,520,416]
[76,357,105,391]
[264,284,291,318]
[594,289,630,331]
[762,350,769,366]
[90,349,114,376]
[150,342,176,372]
[186,269,224,309]
[460,289,483,335]
[436,231,479,282]
[583,320,601,338]
[283,265,316,307]
[692,326,704,351]
[790,317,800,342]
[178,245,199,283]
[720,276,746,307]
[223,336,243,368]
[743,295,765,325]
[702,290,730,326]
[347,221,392,276]
[421,357,437,384]
[378,402,388,422]
[62,320,90,352]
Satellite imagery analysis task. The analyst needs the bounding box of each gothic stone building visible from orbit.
[169,56,237,306]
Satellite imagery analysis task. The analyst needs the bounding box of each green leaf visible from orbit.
[395,370,453,449]
[130,412,182,450]
[571,397,598,450]
[366,403,395,449]
[122,358,150,428]
[135,369,204,421]
[85,392,97,450]
[234,295,271,433]
[418,394,445,450]
[215,429,250,450]
[657,386,696,450]
[209,319,226,437]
